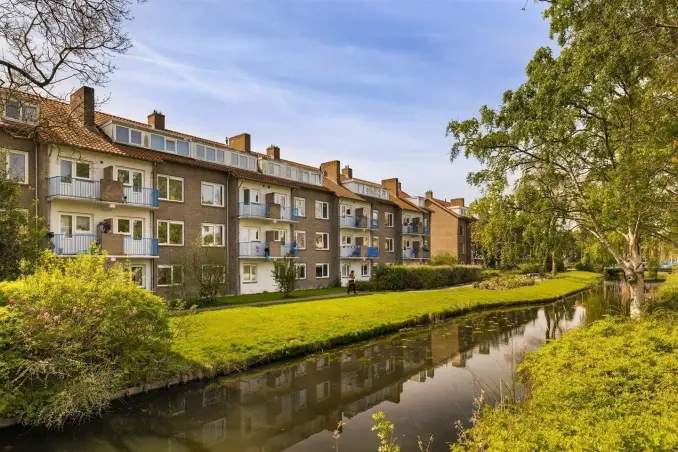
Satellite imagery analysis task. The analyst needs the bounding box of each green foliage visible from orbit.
[430,251,458,266]
[271,258,298,298]
[518,262,544,275]
[473,275,535,290]
[372,411,400,452]
[453,276,678,451]
[480,269,501,280]
[372,265,482,291]
[354,280,377,292]
[647,256,660,281]
[0,251,173,427]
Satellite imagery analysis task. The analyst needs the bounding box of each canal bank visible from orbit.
[0,281,625,451]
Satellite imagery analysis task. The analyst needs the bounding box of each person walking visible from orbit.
[348,270,357,295]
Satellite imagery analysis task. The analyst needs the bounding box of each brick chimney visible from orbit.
[320,160,341,183]
[229,133,251,152]
[381,178,399,197]
[341,165,353,179]
[266,145,280,159]
[449,197,465,207]
[425,190,433,199]
[147,110,165,130]
[70,86,95,130]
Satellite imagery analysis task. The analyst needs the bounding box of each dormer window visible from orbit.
[150,133,189,156]
[115,126,142,145]
[4,99,38,123]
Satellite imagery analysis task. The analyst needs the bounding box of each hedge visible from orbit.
[371,264,482,291]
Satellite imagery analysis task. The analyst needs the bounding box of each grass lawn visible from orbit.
[211,286,349,307]
[171,271,600,374]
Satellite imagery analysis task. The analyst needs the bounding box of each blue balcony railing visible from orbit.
[124,236,159,256]
[370,219,379,229]
[48,176,100,200]
[238,203,300,221]
[50,233,97,255]
[123,186,160,208]
[367,247,379,258]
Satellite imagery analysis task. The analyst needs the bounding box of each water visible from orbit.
[1,283,631,452]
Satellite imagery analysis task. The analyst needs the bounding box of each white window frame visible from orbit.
[341,235,352,246]
[294,230,306,250]
[59,213,93,235]
[341,263,350,278]
[372,237,379,249]
[60,157,92,180]
[243,226,261,242]
[201,182,225,207]
[361,263,369,277]
[316,232,329,250]
[385,238,395,252]
[271,229,286,243]
[3,99,38,124]
[296,263,307,280]
[315,201,329,220]
[128,265,145,287]
[294,197,306,217]
[157,265,184,287]
[116,217,144,238]
[157,174,184,203]
[315,263,330,279]
[157,219,184,246]
[243,188,260,204]
[115,125,143,146]
[340,204,352,217]
[273,193,287,206]
[385,212,394,227]
[3,149,28,184]
[201,223,225,247]
[243,263,258,283]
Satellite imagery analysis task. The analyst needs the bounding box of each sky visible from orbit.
[100,0,553,203]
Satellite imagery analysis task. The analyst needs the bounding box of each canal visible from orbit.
[0,283,630,452]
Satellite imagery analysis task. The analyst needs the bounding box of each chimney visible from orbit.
[381,178,399,197]
[147,110,165,130]
[425,190,433,199]
[320,160,341,183]
[266,145,280,160]
[449,197,465,207]
[70,86,95,130]
[229,133,251,152]
[341,165,353,179]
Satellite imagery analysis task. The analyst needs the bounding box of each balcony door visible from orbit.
[118,168,144,204]
[59,159,93,198]
[117,218,147,255]
[57,213,93,254]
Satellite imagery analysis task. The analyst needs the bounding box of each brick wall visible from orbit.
[369,199,400,265]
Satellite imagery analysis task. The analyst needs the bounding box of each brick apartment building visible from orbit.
[3,86,472,296]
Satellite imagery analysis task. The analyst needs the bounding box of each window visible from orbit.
[128,265,144,287]
[158,220,184,246]
[315,201,329,219]
[296,263,307,280]
[460,241,465,254]
[294,230,306,249]
[316,380,330,401]
[202,265,226,284]
[243,264,257,283]
[385,238,394,252]
[271,229,286,242]
[150,134,188,154]
[4,99,37,123]
[341,205,352,217]
[294,198,306,217]
[403,239,411,250]
[315,263,329,279]
[273,193,286,206]
[60,159,91,181]
[293,389,308,410]
[341,263,350,278]
[341,235,352,246]
[157,175,184,202]
[3,150,28,183]
[372,237,379,249]
[372,209,378,223]
[459,224,465,236]
[117,168,143,190]
[243,188,260,204]
[59,213,92,235]
[158,265,183,287]
[177,141,190,156]
[242,227,260,242]
[315,232,329,250]
[150,134,165,151]
[201,182,224,207]
[361,263,369,277]
[202,223,225,246]
[115,126,143,145]
[116,218,143,239]
[385,212,394,227]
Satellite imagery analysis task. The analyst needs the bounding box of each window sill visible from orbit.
[315,276,329,279]
[159,243,184,247]
[202,245,226,248]
[243,281,258,284]
[201,203,225,208]
[159,199,184,203]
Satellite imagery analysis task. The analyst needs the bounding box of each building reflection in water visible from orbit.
[0,288,623,452]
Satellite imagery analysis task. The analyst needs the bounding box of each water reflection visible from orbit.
[0,286,626,452]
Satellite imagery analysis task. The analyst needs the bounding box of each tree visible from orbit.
[448,0,678,312]
[169,235,228,305]
[272,258,298,298]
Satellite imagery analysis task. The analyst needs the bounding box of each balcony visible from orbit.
[47,176,159,208]
[239,242,299,259]
[50,233,159,257]
[238,203,300,222]
[341,245,379,259]
[402,224,430,235]
[403,248,430,260]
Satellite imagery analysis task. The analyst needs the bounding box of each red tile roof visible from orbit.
[323,177,365,201]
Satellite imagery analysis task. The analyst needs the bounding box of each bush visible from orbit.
[518,262,544,274]
[0,251,173,427]
[372,265,481,291]
[271,258,298,298]
[480,269,501,280]
[473,275,535,290]
[354,280,378,292]
[430,251,458,266]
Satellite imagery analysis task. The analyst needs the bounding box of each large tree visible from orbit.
[449,0,678,311]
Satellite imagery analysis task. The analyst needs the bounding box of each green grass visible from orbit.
[210,286,349,307]
[171,271,600,374]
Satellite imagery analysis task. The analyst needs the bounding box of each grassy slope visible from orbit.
[171,271,599,374]
[211,286,348,306]
[453,274,678,452]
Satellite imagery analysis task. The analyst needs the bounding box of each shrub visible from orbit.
[372,265,481,291]
[0,251,173,427]
[480,269,501,280]
[647,256,660,280]
[430,251,458,266]
[271,258,297,298]
[473,275,535,290]
[354,280,378,292]
[518,262,544,274]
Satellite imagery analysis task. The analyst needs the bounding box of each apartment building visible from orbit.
[423,191,473,264]
[1,85,472,297]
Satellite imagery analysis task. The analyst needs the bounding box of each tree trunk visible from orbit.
[628,275,645,317]
[622,231,645,317]
[551,250,557,276]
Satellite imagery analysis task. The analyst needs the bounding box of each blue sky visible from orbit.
[102,0,552,202]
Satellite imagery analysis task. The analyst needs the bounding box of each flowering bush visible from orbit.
[473,275,536,290]
[0,251,173,427]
